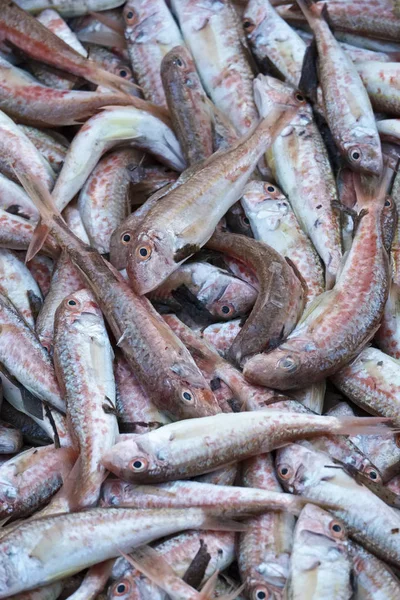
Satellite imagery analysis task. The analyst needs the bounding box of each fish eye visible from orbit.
[119,68,129,78]
[173,57,184,68]
[130,458,148,472]
[121,232,131,244]
[364,466,379,481]
[266,185,275,193]
[220,304,233,315]
[278,355,298,373]
[329,519,345,538]
[241,216,250,226]
[182,389,194,403]
[66,298,80,309]
[135,243,152,261]
[113,579,130,596]
[295,92,305,102]
[349,147,362,162]
[277,464,292,480]
[243,18,255,32]
[125,9,135,22]
[253,587,270,600]
[385,197,392,208]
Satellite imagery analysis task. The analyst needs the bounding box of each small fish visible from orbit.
[126,104,297,294]
[161,45,214,166]
[287,503,352,600]
[349,541,400,600]
[102,410,387,483]
[124,0,183,107]
[356,62,400,116]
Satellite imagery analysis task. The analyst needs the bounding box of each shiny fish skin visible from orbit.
[255,75,342,288]
[0,421,22,454]
[331,347,400,428]
[0,172,38,223]
[161,45,214,166]
[15,0,125,18]
[244,0,306,87]
[356,62,400,116]
[78,148,140,254]
[349,541,400,600]
[126,105,297,295]
[287,504,352,600]
[241,180,324,305]
[171,0,258,135]
[101,410,382,483]
[276,443,400,569]
[18,126,67,174]
[53,289,118,509]
[0,209,58,257]
[52,106,184,212]
[27,255,53,297]
[0,507,234,598]
[238,453,294,600]
[37,8,87,57]
[124,0,183,108]
[0,249,42,328]
[297,0,382,176]
[243,172,391,389]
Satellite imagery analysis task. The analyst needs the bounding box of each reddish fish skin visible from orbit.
[206,231,304,366]
[0,209,58,257]
[161,45,213,166]
[243,174,392,390]
[26,254,54,297]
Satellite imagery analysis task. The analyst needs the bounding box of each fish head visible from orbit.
[102,440,165,483]
[253,75,308,119]
[241,180,289,232]
[295,504,347,548]
[100,480,135,507]
[345,139,383,176]
[127,228,184,294]
[200,273,257,320]
[166,362,221,419]
[243,0,268,41]
[161,45,196,83]
[109,223,137,271]
[275,443,322,493]
[55,289,101,330]
[107,574,146,599]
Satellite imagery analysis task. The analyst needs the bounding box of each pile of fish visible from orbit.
[2,0,400,597]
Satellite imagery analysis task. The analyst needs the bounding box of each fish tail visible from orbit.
[296,0,324,24]
[354,163,394,208]
[13,171,62,261]
[214,584,246,600]
[334,416,392,436]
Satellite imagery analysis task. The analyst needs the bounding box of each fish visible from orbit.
[15,0,125,17]
[0,400,51,446]
[51,105,184,214]
[238,453,295,600]
[0,421,22,454]
[37,8,87,56]
[0,57,146,128]
[63,559,114,600]
[18,126,67,174]
[124,0,183,107]
[0,1,137,94]
[26,254,53,297]
[349,541,400,600]
[0,249,43,328]
[297,0,382,175]
[287,503,352,600]
[171,0,259,135]
[276,443,400,569]
[331,347,400,428]
[101,410,388,483]
[7,581,64,600]
[356,62,400,116]
[78,148,140,254]
[0,172,38,222]
[71,10,126,49]
[17,174,221,422]
[243,169,392,389]
[86,44,134,82]
[0,209,58,257]
[152,262,257,322]
[240,180,324,305]
[243,0,306,87]
[161,45,214,166]
[254,74,342,288]
[0,507,242,598]
[205,230,305,364]
[53,288,118,509]
[125,103,298,294]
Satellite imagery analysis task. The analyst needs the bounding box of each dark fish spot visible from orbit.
[174,243,201,263]
[5,205,31,220]
[298,130,306,137]
[210,377,221,391]
[314,218,322,228]
[377,361,383,366]
[227,397,241,413]
[392,528,399,534]
[316,204,322,209]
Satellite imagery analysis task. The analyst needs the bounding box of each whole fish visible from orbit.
[0,444,77,520]
[276,443,400,569]
[0,421,22,453]
[205,230,305,364]
[18,126,67,174]
[241,180,324,305]
[125,104,297,294]
[15,0,125,17]
[17,175,221,422]
[0,57,144,128]
[0,507,240,598]
[0,291,64,411]
[78,148,139,254]
[152,262,257,322]
[297,0,382,175]
[51,105,184,214]
[243,0,306,87]
[255,74,342,288]
[171,0,258,135]
[238,454,294,600]
[124,0,183,107]
[53,288,118,509]
[331,347,400,427]
[349,541,400,600]
[0,1,136,94]
[115,352,170,434]
[0,108,55,191]
[0,249,42,328]
[101,410,386,483]
[356,62,400,116]
[243,171,391,389]
[287,503,352,600]
[161,45,214,166]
